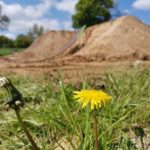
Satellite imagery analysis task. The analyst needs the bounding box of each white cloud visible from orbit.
[0,0,75,38]
[8,19,61,33]
[133,0,150,10]
[0,1,52,20]
[54,0,78,14]
[63,21,73,30]
[0,0,56,33]
[33,19,61,30]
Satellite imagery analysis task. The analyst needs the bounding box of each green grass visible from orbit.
[0,69,150,149]
[0,48,24,56]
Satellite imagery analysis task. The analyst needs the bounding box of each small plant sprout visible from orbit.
[0,77,39,150]
[74,90,111,150]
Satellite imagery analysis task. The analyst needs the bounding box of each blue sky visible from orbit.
[0,0,150,39]
[118,0,150,24]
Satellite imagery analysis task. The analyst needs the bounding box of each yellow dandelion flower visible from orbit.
[74,90,111,110]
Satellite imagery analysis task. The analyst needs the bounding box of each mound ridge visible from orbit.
[65,16,150,61]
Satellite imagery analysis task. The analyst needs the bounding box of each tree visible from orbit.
[72,0,114,28]
[15,34,32,48]
[27,24,44,41]
[0,35,8,48]
[0,5,10,30]
[0,35,14,48]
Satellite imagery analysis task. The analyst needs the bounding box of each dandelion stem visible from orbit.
[140,137,145,150]
[15,109,40,150]
[93,109,99,150]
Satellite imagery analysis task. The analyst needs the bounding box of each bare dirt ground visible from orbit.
[0,16,150,80]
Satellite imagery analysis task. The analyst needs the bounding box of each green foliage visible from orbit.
[15,34,32,48]
[0,69,150,149]
[0,34,32,51]
[0,35,15,48]
[72,0,114,28]
[0,34,33,51]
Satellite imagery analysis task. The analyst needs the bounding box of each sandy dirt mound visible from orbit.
[9,30,75,62]
[65,16,150,61]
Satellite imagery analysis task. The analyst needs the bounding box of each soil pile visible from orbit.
[65,16,150,61]
[10,30,75,62]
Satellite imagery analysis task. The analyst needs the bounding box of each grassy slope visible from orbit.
[0,48,24,56]
[0,69,150,149]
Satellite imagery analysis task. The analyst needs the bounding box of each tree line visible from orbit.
[0,34,32,48]
[0,24,44,48]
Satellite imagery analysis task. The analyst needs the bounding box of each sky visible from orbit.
[0,0,150,39]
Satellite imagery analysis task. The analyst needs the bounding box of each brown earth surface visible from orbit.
[1,15,150,79]
[65,15,150,61]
